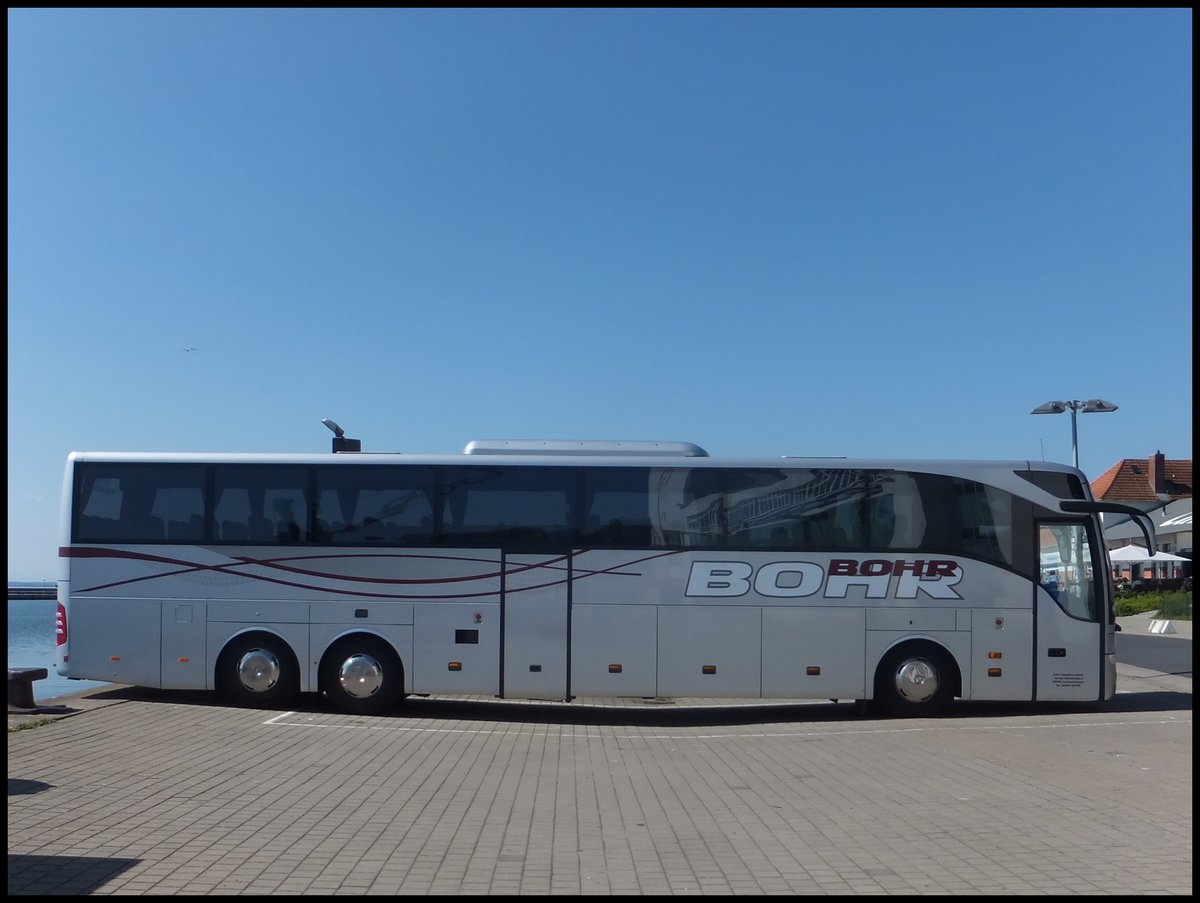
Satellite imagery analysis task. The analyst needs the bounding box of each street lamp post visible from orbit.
[1030,399,1118,469]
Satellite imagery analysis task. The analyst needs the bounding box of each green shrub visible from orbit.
[1158,591,1193,620]
[1114,591,1192,620]
[1114,594,1161,617]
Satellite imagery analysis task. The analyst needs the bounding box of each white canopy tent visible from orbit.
[1108,544,1189,584]
[1108,545,1189,563]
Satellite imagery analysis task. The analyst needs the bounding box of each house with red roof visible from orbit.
[1090,451,1192,504]
[1093,451,1192,583]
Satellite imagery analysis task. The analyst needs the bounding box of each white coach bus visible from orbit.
[55,440,1155,717]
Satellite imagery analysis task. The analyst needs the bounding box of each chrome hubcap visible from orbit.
[338,653,384,699]
[236,648,281,694]
[894,657,939,703]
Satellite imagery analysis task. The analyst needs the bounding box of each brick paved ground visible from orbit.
[8,667,1191,895]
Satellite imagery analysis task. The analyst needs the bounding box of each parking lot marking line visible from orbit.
[258,713,1190,742]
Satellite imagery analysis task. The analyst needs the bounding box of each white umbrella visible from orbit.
[1108,545,1189,562]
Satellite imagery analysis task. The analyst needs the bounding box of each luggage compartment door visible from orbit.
[503,553,570,700]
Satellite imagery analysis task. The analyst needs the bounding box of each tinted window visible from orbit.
[316,466,436,544]
[917,474,1015,567]
[70,461,1020,565]
[650,468,725,547]
[948,479,1013,566]
[721,469,927,551]
[75,464,207,543]
[581,468,652,546]
[441,466,574,548]
[724,469,801,547]
[213,466,310,543]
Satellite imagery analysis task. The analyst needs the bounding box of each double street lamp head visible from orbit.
[1030,399,1119,415]
[1030,398,1118,470]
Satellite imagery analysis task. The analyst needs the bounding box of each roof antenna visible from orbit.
[321,418,361,453]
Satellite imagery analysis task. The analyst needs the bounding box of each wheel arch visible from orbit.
[868,629,960,715]
[214,628,304,707]
[316,629,408,696]
[870,635,965,700]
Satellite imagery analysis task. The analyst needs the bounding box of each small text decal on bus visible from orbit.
[685,559,964,600]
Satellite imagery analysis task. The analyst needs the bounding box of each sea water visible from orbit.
[8,597,112,702]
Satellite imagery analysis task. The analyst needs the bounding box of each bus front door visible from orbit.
[502,552,570,700]
[1036,520,1106,702]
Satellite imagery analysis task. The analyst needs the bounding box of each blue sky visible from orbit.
[7,9,1192,581]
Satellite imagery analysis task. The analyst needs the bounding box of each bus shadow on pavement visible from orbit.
[1095,690,1193,712]
[80,684,1192,727]
[80,686,867,727]
[7,854,139,895]
[384,694,1195,726]
[388,697,865,727]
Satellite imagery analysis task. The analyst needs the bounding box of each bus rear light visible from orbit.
[608,664,623,673]
[987,667,1002,677]
[56,603,67,646]
[448,661,462,671]
[702,665,717,674]
[806,666,821,675]
[178,657,189,663]
[988,651,1002,659]
[110,656,121,662]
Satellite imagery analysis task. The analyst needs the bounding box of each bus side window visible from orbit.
[124,486,165,541]
[267,492,307,542]
[314,518,342,542]
[222,520,249,542]
[248,515,274,542]
[276,522,302,542]
[167,516,204,541]
[272,497,303,541]
[78,514,110,540]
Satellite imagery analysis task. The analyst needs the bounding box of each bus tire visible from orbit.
[874,642,957,718]
[320,635,406,716]
[218,633,299,709]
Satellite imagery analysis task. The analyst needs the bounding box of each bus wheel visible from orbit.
[874,643,956,717]
[219,633,298,709]
[320,635,405,716]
